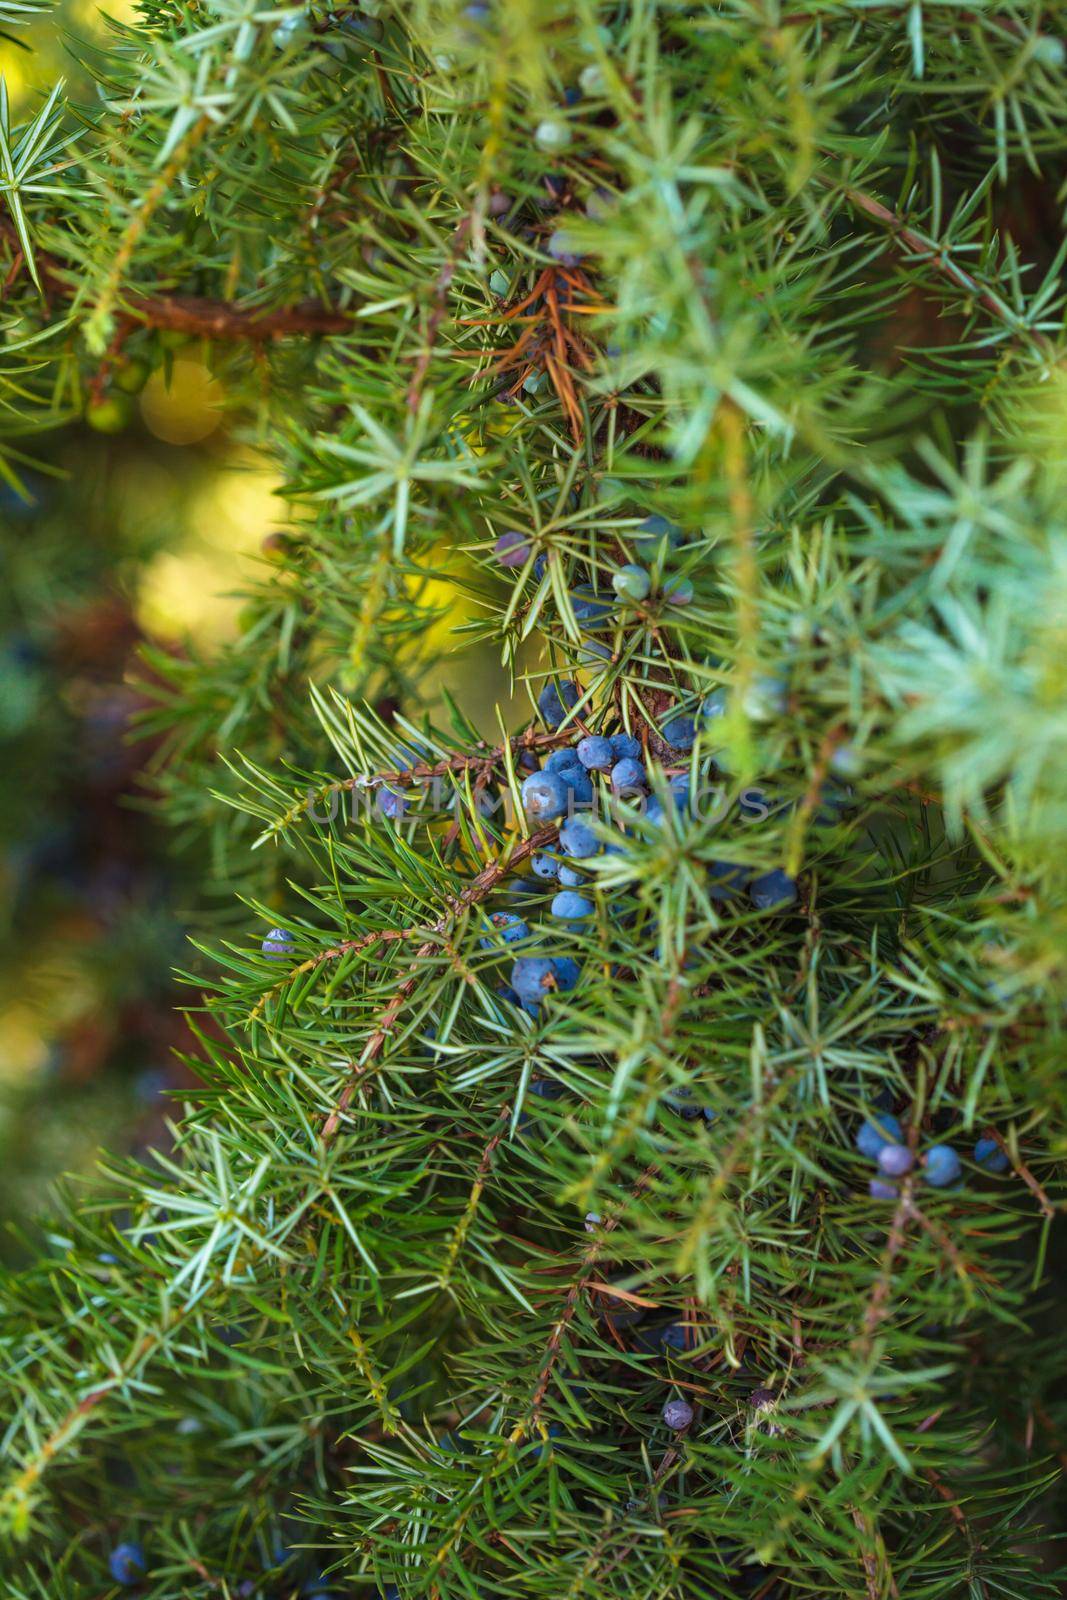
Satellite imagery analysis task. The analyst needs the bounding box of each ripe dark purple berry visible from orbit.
[544,746,581,773]
[869,1178,898,1201]
[494,530,531,567]
[662,1397,693,1430]
[877,1144,914,1177]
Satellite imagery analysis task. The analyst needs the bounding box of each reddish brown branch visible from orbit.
[987,1127,1056,1221]
[319,823,560,1140]
[1,218,355,343]
[824,179,1052,356]
[119,292,355,341]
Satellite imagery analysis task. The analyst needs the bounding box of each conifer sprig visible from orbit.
[1,3,1066,1597]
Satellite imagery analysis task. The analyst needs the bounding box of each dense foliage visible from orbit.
[2,1,1067,1596]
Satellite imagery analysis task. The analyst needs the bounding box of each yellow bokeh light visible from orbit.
[135,453,284,644]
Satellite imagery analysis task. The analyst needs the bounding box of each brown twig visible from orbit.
[1,218,355,342]
[823,177,1054,357]
[986,1127,1056,1220]
[319,823,560,1140]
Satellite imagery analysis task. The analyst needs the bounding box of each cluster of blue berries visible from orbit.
[856,1112,963,1199]
[497,720,801,1009]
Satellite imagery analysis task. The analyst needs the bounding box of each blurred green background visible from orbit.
[0,3,529,1246]
[0,1,289,1240]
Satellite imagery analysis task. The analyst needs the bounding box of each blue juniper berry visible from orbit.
[535,118,572,152]
[520,770,569,820]
[511,956,557,1007]
[576,734,614,770]
[856,1111,903,1160]
[665,577,694,606]
[611,756,646,792]
[669,773,692,811]
[557,764,594,804]
[108,1544,146,1586]
[708,860,750,900]
[377,784,408,820]
[560,815,599,856]
[537,679,579,728]
[878,1144,914,1177]
[569,586,613,629]
[478,913,530,947]
[974,1136,1010,1173]
[662,1397,694,1431]
[743,673,789,720]
[661,714,696,750]
[633,513,683,552]
[552,889,594,919]
[551,955,581,990]
[610,731,642,762]
[494,530,530,567]
[262,927,294,958]
[924,1144,962,1188]
[749,869,797,911]
[657,1321,690,1352]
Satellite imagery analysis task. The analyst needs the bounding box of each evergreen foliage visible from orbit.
[2,2,1067,1596]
